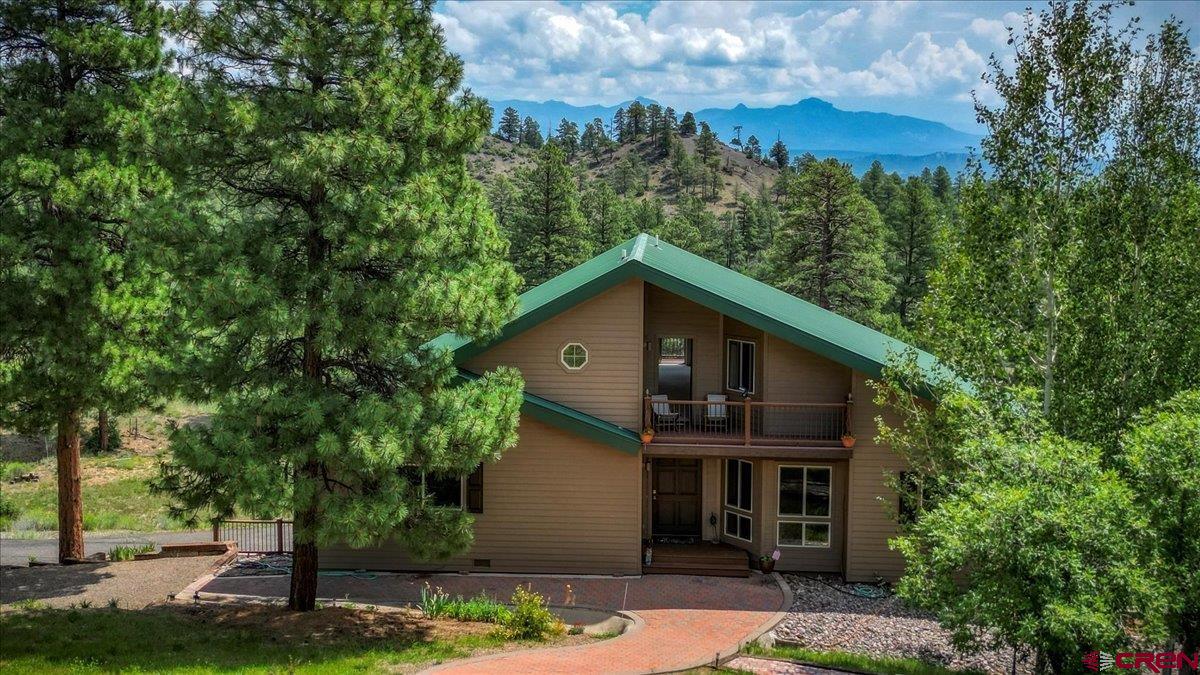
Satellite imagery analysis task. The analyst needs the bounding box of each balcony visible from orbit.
[642,396,850,448]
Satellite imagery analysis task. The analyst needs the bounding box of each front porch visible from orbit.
[642,541,751,577]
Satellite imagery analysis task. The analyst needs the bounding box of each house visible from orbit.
[322,233,944,580]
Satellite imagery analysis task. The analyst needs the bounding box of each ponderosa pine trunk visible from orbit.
[56,408,84,562]
[288,462,319,611]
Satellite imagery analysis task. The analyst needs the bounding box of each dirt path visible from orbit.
[1,555,221,609]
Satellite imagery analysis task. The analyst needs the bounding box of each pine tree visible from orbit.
[646,103,663,138]
[658,106,677,152]
[626,100,647,138]
[488,174,521,235]
[0,0,176,562]
[764,158,890,325]
[679,111,697,136]
[510,144,591,286]
[695,122,719,164]
[930,166,954,205]
[554,118,579,159]
[498,106,522,142]
[885,178,940,327]
[520,116,543,148]
[581,181,635,250]
[768,139,789,169]
[743,135,762,161]
[156,0,523,611]
[612,107,628,143]
[580,118,607,161]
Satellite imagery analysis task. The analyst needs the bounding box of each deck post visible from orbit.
[643,395,652,433]
[276,518,285,553]
[212,519,219,542]
[743,396,752,446]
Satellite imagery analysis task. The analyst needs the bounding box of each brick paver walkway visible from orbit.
[201,572,787,674]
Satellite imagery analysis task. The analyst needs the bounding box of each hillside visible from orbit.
[489,96,979,176]
[469,134,782,215]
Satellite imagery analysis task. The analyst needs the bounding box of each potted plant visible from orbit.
[841,433,856,448]
[641,427,655,444]
[759,549,781,574]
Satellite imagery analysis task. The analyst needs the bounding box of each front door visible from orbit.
[652,458,701,537]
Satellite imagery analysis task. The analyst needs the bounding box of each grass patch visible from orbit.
[2,454,192,532]
[1,460,36,481]
[743,643,985,675]
[107,543,155,561]
[0,604,515,673]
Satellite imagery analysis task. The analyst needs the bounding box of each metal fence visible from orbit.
[214,519,293,553]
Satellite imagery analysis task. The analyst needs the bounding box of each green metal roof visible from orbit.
[443,233,955,452]
[455,370,642,455]
[444,232,946,380]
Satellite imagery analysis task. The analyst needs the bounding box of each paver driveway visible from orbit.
[200,571,788,674]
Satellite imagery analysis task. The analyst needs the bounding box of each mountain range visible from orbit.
[488,96,981,176]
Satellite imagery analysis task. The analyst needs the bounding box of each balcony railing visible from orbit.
[643,396,849,446]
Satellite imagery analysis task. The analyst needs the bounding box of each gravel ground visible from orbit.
[771,574,1032,675]
[0,555,221,609]
[725,656,843,674]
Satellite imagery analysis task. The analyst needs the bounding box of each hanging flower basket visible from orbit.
[841,434,856,448]
[641,428,656,444]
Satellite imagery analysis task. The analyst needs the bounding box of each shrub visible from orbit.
[107,543,155,561]
[83,422,121,454]
[419,584,513,624]
[0,493,18,530]
[502,585,563,640]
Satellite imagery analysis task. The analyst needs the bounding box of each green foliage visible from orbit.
[892,433,1165,673]
[83,421,122,455]
[503,585,564,640]
[0,0,177,425]
[0,492,18,530]
[764,157,890,326]
[154,0,524,578]
[498,107,522,143]
[107,543,155,561]
[420,584,513,624]
[768,139,789,169]
[884,178,941,328]
[744,643,984,675]
[509,144,591,287]
[1118,390,1200,654]
[678,111,697,136]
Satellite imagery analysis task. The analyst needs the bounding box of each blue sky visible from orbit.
[434,0,1198,132]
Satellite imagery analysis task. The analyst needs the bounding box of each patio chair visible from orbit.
[703,393,729,433]
[651,394,683,431]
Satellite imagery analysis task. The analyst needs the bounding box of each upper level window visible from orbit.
[560,342,589,370]
[726,339,756,393]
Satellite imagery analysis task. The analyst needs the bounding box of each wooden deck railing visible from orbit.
[213,518,293,553]
[643,396,849,446]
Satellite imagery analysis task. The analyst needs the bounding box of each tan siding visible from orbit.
[764,340,851,403]
[643,285,722,398]
[322,416,642,575]
[701,457,722,542]
[844,371,908,581]
[466,279,644,429]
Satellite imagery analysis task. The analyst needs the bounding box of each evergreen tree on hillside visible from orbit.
[743,135,762,161]
[520,116,543,148]
[764,158,890,326]
[157,0,523,611]
[581,181,636,249]
[627,100,647,138]
[930,166,954,205]
[580,118,608,160]
[885,177,940,327]
[630,197,666,233]
[662,195,717,257]
[613,107,628,143]
[668,138,697,194]
[510,144,590,286]
[647,103,664,136]
[554,118,579,159]
[679,111,697,136]
[498,106,522,142]
[696,122,719,163]
[487,174,521,234]
[0,0,177,563]
[768,138,789,169]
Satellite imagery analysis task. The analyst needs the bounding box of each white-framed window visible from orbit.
[777,465,832,548]
[726,339,756,393]
[559,342,589,370]
[724,511,753,542]
[724,459,752,512]
[723,458,753,542]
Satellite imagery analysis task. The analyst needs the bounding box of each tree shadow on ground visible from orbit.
[0,563,115,605]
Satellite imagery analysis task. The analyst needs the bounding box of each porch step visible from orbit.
[642,542,751,577]
[642,560,749,577]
